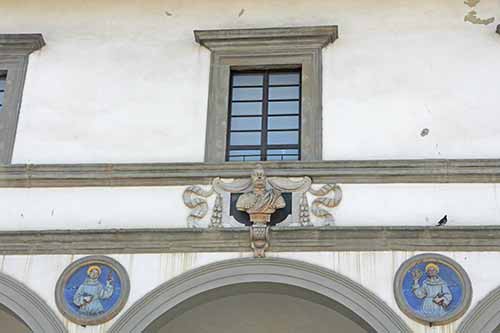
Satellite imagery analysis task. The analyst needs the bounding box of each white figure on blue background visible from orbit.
[411,263,452,317]
[73,265,114,315]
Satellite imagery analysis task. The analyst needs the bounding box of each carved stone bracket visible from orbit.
[249,224,269,258]
[182,164,343,257]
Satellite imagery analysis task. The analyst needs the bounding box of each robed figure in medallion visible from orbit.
[73,265,114,315]
[411,263,452,317]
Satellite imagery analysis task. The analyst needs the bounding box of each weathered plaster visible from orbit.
[463,0,495,25]
[1,183,500,230]
[2,251,500,333]
[108,257,411,333]
[465,10,495,25]
[0,0,498,163]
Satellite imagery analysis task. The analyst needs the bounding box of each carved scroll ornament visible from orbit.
[182,165,343,257]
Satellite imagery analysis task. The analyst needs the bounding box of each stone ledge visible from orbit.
[0,34,45,55]
[1,159,500,188]
[194,25,338,51]
[1,226,500,254]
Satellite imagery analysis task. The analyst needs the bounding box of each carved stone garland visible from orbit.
[183,165,342,257]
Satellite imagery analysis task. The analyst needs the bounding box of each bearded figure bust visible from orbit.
[236,165,286,224]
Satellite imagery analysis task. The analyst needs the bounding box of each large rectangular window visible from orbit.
[226,69,301,161]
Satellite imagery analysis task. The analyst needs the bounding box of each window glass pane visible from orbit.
[231,102,262,116]
[230,155,262,161]
[229,149,262,156]
[267,149,299,156]
[268,131,299,145]
[230,117,262,131]
[230,132,261,145]
[269,87,299,100]
[267,149,300,161]
[241,155,261,161]
[268,116,299,130]
[0,92,4,111]
[233,74,263,86]
[268,101,299,115]
[267,155,299,161]
[232,87,263,101]
[269,72,300,85]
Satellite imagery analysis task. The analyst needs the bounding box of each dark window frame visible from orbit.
[226,68,302,162]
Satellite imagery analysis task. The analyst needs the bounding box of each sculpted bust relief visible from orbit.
[236,165,286,224]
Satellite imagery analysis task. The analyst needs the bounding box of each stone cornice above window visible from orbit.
[0,33,45,56]
[194,26,338,51]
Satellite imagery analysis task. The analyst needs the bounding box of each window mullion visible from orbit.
[261,71,270,161]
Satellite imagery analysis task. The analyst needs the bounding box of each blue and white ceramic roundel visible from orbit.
[55,256,130,326]
[394,254,472,326]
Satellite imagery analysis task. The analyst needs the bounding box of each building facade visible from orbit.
[1,0,500,332]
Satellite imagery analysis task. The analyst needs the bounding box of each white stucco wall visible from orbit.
[1,251,499,333]
[0,0,497,163]
[1,183,499,230]
[1,2,499,331]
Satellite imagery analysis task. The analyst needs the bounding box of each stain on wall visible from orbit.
[464,0,495,25]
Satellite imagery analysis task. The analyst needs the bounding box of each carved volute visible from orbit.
[183,164,343,257]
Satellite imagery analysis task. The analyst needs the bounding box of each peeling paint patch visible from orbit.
[420,128,430,137]
[464,0,480,8]
[463,0,495,26]
[465,10,495,25]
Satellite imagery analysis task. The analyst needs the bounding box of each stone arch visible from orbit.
[457,285,500,333]
[0,272,67,333]
[110,257,411,333]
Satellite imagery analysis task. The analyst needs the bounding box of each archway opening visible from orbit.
[0,304,31,333]
[145,283,374,333]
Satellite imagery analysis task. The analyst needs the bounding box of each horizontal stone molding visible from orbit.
[194,25,338,51]
[1,159,500,188]
[0,34,45,56]
[2,226,500,255]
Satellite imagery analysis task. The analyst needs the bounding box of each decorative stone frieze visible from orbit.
[183,165,342,229]
[182,164,342,257]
